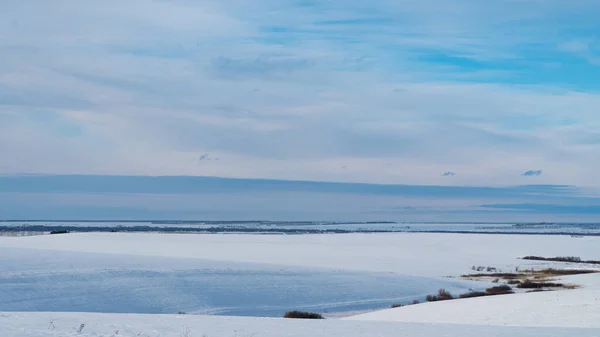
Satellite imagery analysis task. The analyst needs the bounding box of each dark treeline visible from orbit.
[2,225,600,236]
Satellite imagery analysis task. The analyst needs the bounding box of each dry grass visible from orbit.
[461,273,519,279]
[391,299,421,308]
[458,291,488,299]
[426,289,454,302]
[522,256,600,264]
[463,267,597,284]
[517,280,564,289]
[458,285,514,299]
[485,285,514,295]
[460,264,596,294]
[536,268,597,276]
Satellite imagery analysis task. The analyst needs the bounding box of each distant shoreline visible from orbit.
[2,224,600,236]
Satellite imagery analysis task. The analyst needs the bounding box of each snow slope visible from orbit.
[347,273,600,328]
[2,311,600,337]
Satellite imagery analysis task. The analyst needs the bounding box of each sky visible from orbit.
[1,1,600,220]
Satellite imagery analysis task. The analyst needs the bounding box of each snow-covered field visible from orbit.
[1,232,600,335]
[2,311,600,337]
[3,232,600,275]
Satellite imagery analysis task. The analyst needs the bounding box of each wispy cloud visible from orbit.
[209,56,315,79]
[522,170,543,177]
[558,39,600,65]
[198,153,219,162]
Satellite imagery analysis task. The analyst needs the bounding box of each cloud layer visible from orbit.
[1,175,599,221]
[1,1,600,187]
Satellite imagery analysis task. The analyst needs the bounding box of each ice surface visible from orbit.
[0,246,484,316]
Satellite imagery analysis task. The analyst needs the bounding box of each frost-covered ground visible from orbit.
[1,232,600,335]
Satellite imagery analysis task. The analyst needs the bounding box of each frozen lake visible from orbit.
[0,246,483,316]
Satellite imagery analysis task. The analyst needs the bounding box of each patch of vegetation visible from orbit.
[458,285,513,299]
[536,268,598,276]
[284,311,324,319]
[517,280,564,289]
[471,266,499,272]
[458,263,593,300]
[526,289,552,293]
[522,256,600,264]
[391,299,421,308]
[485,285,514,295]
[49,230,70,234]
[426,289,454,302]
[461,273,519,279]
[458,291,488,299]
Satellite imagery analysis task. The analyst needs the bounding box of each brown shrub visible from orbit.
[284,311,324,319]
[517,281,564,289]
[458,291,487,299]
[426,289,454,302]
[485,285,514,295]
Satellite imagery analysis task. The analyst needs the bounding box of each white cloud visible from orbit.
[559,39,600,65]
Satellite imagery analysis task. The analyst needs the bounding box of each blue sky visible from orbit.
[1,1,600,220]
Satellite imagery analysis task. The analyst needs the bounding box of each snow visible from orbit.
[347,273,600,328]
[2,232,599,276]
[2,311,600,337]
